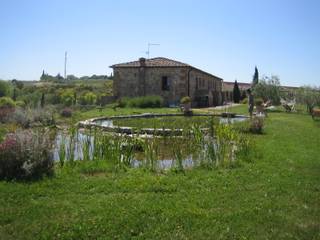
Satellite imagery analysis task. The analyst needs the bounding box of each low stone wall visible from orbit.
[78,113,248,136]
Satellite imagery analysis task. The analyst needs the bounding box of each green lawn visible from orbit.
[1,108,320,239]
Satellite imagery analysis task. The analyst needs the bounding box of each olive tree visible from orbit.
[253,75,281,105]
[296,86,320,114]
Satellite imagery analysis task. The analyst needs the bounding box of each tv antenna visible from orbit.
[146,43,160,59]
[64,51,67,80]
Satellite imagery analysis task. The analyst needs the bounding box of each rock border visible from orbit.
[78,113,248,136]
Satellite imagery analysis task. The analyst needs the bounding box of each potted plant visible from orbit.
[180,96,192,115]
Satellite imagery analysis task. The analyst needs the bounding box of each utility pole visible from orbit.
[64,51,67,80]
[146,43,160,59]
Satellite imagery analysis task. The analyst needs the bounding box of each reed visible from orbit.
[58,134,66,167]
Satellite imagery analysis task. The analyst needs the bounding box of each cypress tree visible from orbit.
[40,93,45,108]
[252,66,259,87]
[233,80,241,103]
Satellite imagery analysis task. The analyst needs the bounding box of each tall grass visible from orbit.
[55,117,254,173]
[143,139,158,172]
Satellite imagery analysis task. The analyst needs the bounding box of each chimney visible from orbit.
[139,57,146,67]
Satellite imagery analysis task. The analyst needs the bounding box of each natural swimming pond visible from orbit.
[92,114,248,131]
[54,114,251,171]
[53,130,198,170]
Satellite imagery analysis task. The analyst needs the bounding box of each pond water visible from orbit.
[53,115,248,170]
[53,130,199,170]
[93,115,247,129]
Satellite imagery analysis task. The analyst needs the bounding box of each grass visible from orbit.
[112,116,214,129]
[57,106,179,125]
[1,106,320,239]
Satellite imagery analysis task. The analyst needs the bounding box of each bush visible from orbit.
[0,130,54,181]
[0,80,11,97]
[30,106,56,126]
[255,98,264,106]
[60,108,73,118]
[241,98,248,104]
[6,107,31,128]
[180,96,191,104]
[15,100,26,108]
[122,96,163,108]
[0,97,16,108]
[249,117,264,134]
[0,97,16,123]
[80,92,97,105]
[0,108,15,123]
[60,89,75,106]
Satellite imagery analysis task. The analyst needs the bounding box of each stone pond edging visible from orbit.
[78,113,249,136]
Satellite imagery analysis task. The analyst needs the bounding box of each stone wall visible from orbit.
[113,66,222,107]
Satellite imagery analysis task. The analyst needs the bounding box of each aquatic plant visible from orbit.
[143,139,158,172]
[58,134,66,167]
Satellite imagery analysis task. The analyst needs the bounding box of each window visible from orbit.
[162,76,170,91]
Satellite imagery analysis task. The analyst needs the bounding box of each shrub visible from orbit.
[180,96,191,104]
[0,97,16,123]
[60,89,75,106]
[123,96,163,108]
[249,117,264,134]
[255,98,264,106]
[241,98,248,104]
[15,100,26,108]
[0,107,15,123]
[60,108,73,118]
[30,106,56,126]
[80,92,97,105]
[0,80,11,97]
[0,97,16,108]
[0,130,54,181]
[6,107,31,128]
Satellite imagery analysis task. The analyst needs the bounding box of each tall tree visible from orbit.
[233,80,241,103]
[40,93,45,108]
[252,66,259,87]
[12,88,17,101]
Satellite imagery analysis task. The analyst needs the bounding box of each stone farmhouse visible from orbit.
[110,57,223,107]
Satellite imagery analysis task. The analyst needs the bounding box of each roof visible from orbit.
[110,57,223,80]
[111,57,190,68]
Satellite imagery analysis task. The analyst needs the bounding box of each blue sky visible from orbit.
[1,0,319,86]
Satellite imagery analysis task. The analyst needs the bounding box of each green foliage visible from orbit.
[80,92,97,105]
[180,96,191,104]
[252,66,259,87]
[0,111,319,239]
[254,98,264,106]
[0,129,54,181]
[0,97,16,108]
[296,86,320,114]
[0,80,11,97]
[121,96,164,108]
[241,98,248,104]
[233,80,241,103]
[249,116,264,134]
[253,75,281,105]
[60,89,75,106]
[60,108,73,118]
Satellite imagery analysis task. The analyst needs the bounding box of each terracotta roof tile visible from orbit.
[110,57,190,68]
[110,57,223,80]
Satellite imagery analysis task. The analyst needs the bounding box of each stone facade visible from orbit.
[111,57,223,107]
